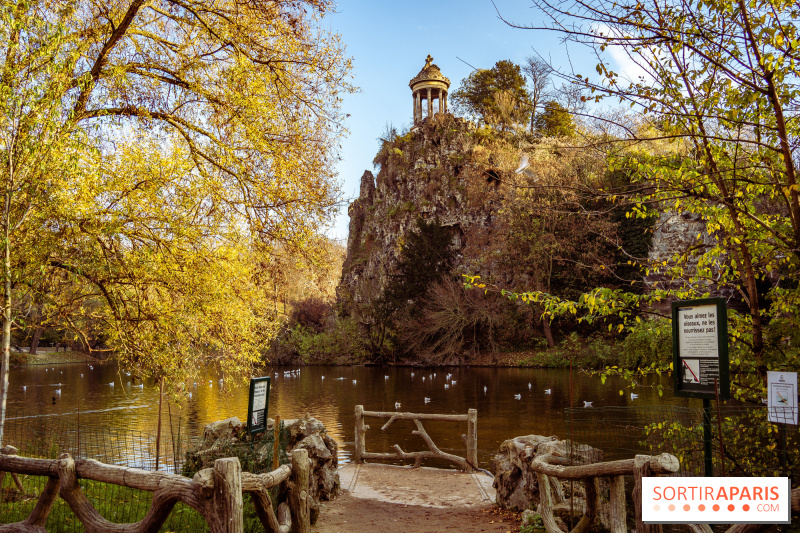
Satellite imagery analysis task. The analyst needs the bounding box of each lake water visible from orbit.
[6,362,702,469]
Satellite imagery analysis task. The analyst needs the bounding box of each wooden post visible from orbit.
[466,409,477,473]
[354,405,365,464]
[155,377,164,471]
[272,415,281,470]
[535,471,561,533]
[608,475,626,533]
[633,455,662,533]
[289,448,310,533]
[208,457,243,533]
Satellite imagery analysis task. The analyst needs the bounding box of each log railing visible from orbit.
[529,452,800,533]
[0,444,311,533]
[354,405,478,473]
[529,452,680,533]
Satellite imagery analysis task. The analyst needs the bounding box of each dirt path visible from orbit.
[311,464,519,533]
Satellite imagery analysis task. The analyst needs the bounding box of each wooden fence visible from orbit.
[0,444,310,533]
[529,450,800,533]
[354,405,478,472]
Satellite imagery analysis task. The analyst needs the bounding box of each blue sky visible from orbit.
[323,1,605,241]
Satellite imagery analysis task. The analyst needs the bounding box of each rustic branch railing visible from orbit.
[529,452,800,533]
[528,452,679,533]
[354,405,478,472]
[0,445,311,533]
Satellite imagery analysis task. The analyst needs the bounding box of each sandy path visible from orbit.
[311,464,518,533]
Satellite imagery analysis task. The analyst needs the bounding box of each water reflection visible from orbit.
[8,363,701,468]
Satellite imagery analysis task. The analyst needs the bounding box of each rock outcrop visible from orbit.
[186,415,339,506]
[337,113,501,316]
[282,415,340,501]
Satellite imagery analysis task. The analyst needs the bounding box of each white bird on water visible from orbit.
[528,383,532,390]
[394,402,401,409]
[544,389,551,395]
[321,376,325,380]
[514,394,521,400]
[54,389,61,396]
[134,383,143,389]
[583,401,593,408]
[444,384,449,389]
[630,393,639,400]
[483,386,487,394]
[422,376,425,382]
[411,372,415,378]
[22,386,26,392]
[80,374,83,378]
[424,397,430,403]
[352,380,357,385]
[385,375,389,380]
[108,382,114,387]
[451,380,456,385]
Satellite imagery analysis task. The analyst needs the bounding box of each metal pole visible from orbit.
[780,423,787,475]
[713,379,726,476]
[702,398,713,477]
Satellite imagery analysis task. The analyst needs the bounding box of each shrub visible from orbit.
[270,318,369,364]
[619,318,672,368]
[397,278,504,364]
[289,297,331,334]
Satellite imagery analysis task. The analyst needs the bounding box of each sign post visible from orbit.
[767,371,798,475]
[247,376,271,435]
[672,297,729,477]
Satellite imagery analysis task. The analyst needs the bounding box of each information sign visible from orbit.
[767,371,798,426]
[672,298,729,400]
[247,376,271,434]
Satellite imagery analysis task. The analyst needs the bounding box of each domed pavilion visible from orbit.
[409,55,450,124]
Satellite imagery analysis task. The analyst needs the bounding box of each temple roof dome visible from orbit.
[409,55,450,89]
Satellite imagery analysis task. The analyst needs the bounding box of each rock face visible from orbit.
[491,435,602,512]
[282,415,340,501]
[337,112,726,323]
[337,113,501,316]
[202,416,245,442]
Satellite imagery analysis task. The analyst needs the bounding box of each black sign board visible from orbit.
[247,376,271,434]
[672,297,729,400]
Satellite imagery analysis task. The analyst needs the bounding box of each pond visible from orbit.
[6,362,702,469]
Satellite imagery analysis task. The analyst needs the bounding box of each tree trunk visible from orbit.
[542,318,555,348]
[0,183,11,448]
[29,326,43,355]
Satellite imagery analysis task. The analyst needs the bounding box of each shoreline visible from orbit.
[15,346,619,370]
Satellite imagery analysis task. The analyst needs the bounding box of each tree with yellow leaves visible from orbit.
[0,0,353,444]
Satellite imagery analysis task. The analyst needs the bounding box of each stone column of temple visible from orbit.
[416,91,421,122]
[443,90,447,113]
[438,90,443,114]
[427,87,432,119]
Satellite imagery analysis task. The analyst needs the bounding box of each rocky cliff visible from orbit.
[336,112,724,326]
[337,113,506,316]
